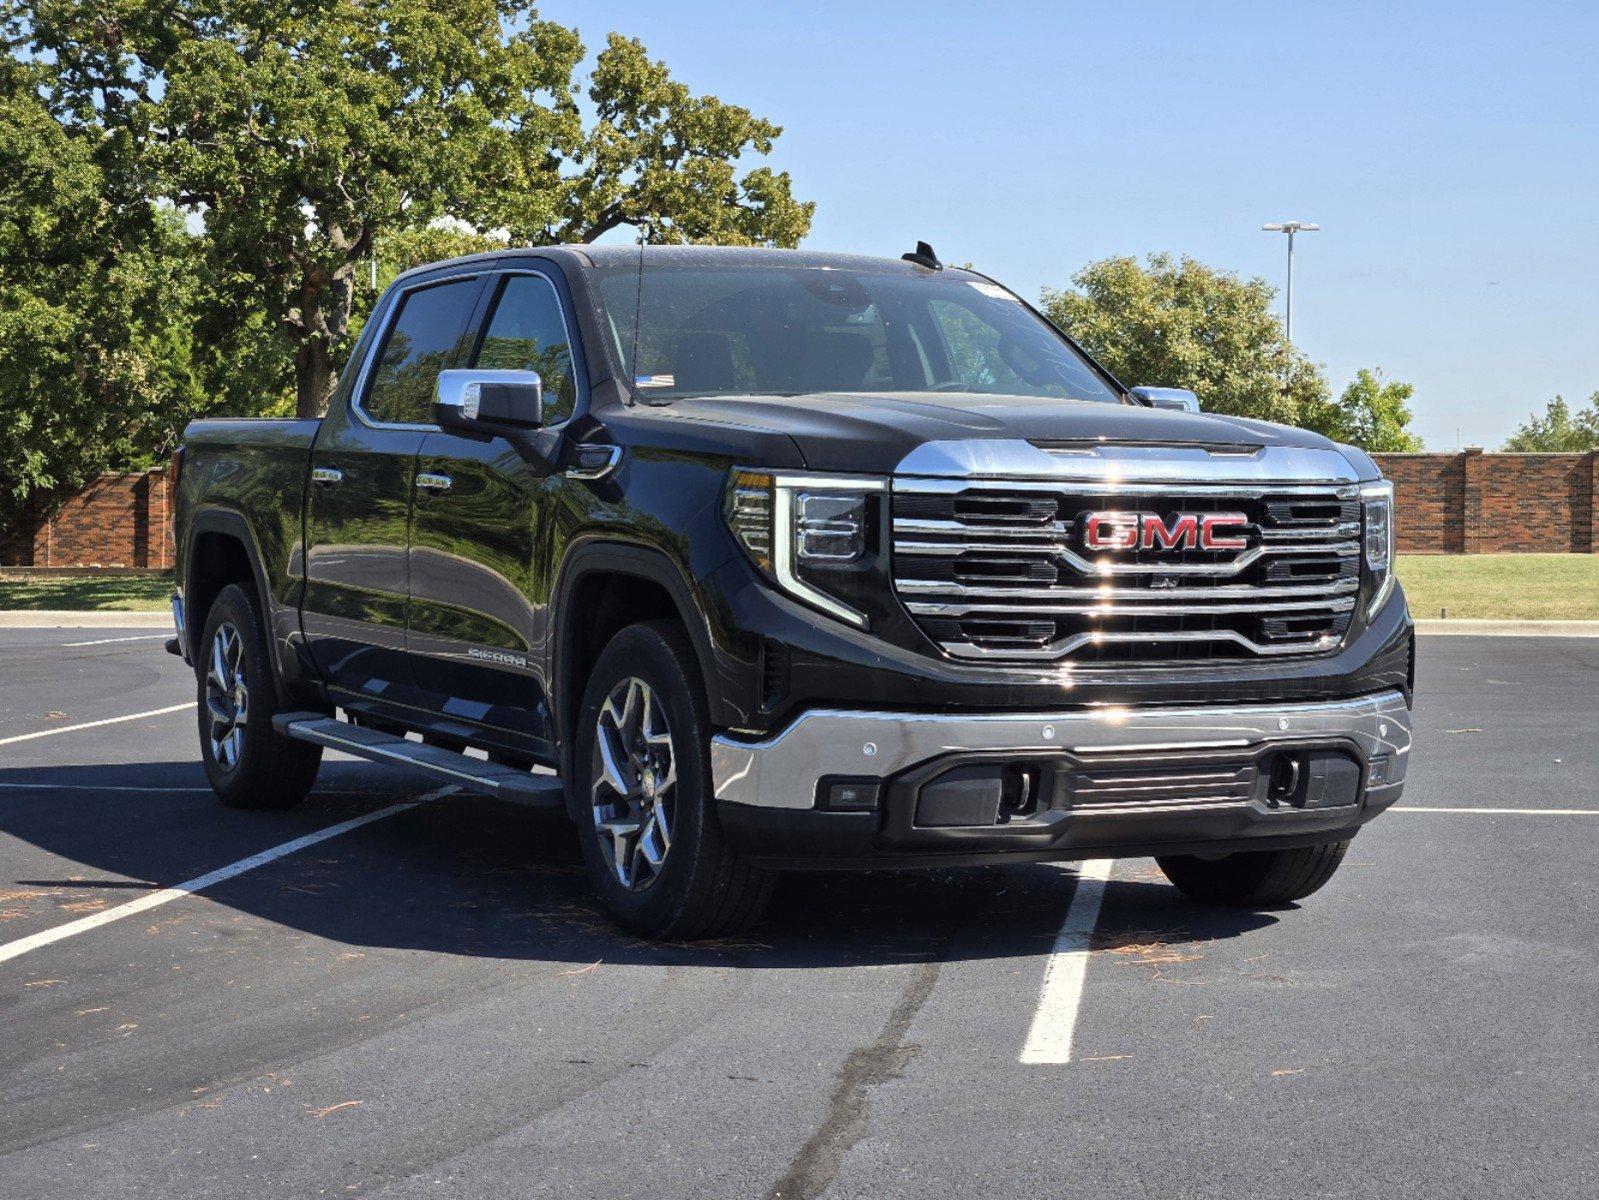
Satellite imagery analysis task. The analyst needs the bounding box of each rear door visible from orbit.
[303,272,488,708]
[406,268,585,756]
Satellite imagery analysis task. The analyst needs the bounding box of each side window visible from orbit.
[362,278,482,425]
[474,275,578,424]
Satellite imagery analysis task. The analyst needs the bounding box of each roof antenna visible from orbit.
[902,240,941,270]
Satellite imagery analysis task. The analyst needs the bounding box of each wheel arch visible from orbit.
[183,508,309,708]
[550,542,729,781]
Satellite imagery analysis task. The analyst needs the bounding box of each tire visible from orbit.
[197,583,322,810]
[571,620,774,939]
[1156,840,1351,907]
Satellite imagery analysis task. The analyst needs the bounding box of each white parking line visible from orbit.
[0,703,195,747]
[60,634,172,647]
[1390,806,1598,815]
[1019,858,1116,1065]
[0,786,456,966]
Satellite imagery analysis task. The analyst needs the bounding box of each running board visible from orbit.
[273,713,565,808]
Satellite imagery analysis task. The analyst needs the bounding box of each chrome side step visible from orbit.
[272,713,565,808]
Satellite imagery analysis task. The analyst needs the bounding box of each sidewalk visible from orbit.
[0,611,175,629]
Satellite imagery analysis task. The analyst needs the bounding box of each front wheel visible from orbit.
[197,583,322,809]
[1156,840,1351,907]
[572,620,773,939]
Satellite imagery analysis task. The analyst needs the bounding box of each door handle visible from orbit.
[415,472,453,492]
[311,467,343,485]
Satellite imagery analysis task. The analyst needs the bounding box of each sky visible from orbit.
[551,0,1598,449]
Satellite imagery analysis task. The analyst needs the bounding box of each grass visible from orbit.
[1397,553,1599,621]
[0,572,172,612]
[0,556,1594,620]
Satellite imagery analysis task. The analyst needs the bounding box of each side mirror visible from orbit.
[434,369,544,435]
[1130,386,1201,413]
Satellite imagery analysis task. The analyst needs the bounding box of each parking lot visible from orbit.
[1,628,1594,1199]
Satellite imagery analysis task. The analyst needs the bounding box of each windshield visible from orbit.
[593,264,1123,404]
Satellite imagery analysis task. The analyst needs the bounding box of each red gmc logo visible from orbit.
[1082,511,1250,552]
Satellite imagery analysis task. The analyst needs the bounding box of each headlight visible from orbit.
[1360,479,1395,617]
[723,469,887,627]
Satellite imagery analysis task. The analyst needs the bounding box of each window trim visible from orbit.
[350,272,487,432]
[470,267,587,431]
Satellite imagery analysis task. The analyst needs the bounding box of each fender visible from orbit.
[549,540,732,755]
[184,507,325,709]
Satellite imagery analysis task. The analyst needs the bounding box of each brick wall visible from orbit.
[4,454,1597,566]
[0,468,174,568]
[1373,451,1599,553]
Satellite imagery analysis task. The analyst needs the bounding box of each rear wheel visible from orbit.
[197,584,322,809]
[1156,840,1351,906]
[572,620,773,939]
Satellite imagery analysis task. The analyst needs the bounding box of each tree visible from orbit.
[1041,253,1333,431]
[14,3,814,419]
[0,57,203,522]
[1324,368,1424,452]
[1502,394,1599,452]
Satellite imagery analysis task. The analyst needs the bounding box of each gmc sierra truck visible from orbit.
[171,243,1415,938]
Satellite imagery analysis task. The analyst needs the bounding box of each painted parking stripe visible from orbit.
[0,703,195,747]
[1019,857,1116,1065]
[1390,806,1598,815]
[0,786,456,966]
[60,634,173,647]
[0,783,407,795]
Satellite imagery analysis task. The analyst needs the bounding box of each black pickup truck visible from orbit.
[171,243,1414,937]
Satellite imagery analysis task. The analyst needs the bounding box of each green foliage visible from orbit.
[1323,368,1424,452]
[1042,254,1332,429]
[1501,393,1599,452]
[9,1,814,427]
[0,64,204,520]
[1040,254,1425,451]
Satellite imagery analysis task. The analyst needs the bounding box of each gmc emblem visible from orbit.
[1082,511,1249,552]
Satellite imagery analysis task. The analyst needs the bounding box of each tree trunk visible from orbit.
[295,336,336,419]
[291,254,359,419]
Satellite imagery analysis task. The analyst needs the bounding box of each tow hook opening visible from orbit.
[912,762,1041,828]
[1258,748,1362,811]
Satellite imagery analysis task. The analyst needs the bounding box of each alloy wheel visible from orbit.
[205,622,248,770]
[590,676,676,891]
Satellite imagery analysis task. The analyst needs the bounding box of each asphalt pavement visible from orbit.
[0,628,1594,1199]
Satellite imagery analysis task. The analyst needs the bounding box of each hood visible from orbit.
[645,391,1364,478]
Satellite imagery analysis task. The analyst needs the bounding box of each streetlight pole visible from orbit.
[1261,220,1319,345]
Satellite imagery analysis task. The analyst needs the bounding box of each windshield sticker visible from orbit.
[634,374,675,388]
[967,281,1016,301]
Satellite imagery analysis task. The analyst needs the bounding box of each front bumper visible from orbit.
[711,689,1411,868]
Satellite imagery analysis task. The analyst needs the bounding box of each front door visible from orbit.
[407,270,583,758]
[303,273,487,709]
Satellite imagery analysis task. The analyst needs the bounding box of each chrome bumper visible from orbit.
[711,690,1411,811]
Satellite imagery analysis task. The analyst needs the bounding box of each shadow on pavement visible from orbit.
[0,759,1279,970]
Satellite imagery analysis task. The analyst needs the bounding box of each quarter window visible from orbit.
[363,278,482,426]
[474,275,578,424]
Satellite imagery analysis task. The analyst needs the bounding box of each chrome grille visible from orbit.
[891,478,1361,662]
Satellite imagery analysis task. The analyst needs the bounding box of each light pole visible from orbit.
[1261,220,1319,344]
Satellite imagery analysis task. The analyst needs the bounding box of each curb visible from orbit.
[0,611,174,629]
[1414,619,1599,637]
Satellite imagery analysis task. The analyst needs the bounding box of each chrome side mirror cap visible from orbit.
[435,369,544,432]
[1131,386,1201,413]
